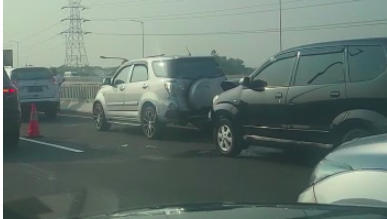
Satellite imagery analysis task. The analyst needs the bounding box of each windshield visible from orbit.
[11,68,52,80]
[153,58,225,79]
[3,0,387,219]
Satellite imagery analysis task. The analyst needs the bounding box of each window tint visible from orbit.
[294,52,344,86]
[152,61,169,77]
[253,56,295,87]
[11,68,52,80]
[152,58,224,79]
[114,66,131,85]
[348,46,387,82]
[131,65,148,82]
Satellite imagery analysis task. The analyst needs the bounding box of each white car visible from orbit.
[298,134,387,208]
[7,66,60,119]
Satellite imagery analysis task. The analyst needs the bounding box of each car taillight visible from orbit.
[52,78,57,84]
[164,81,178,97]
[3,88,17,94]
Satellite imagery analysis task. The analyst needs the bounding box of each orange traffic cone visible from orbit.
[26,103,43,138]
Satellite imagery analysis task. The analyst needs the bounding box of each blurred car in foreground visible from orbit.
[3,67,21,148]
[56,203,387,219]
[298,134,387,208]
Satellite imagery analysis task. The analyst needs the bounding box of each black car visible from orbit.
[210,37,387,156]
[3,67,21,147]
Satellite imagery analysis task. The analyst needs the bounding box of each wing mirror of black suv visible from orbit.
[239,77,251,87]
[102,77,112,85]
[250,79,267,90]
[240,77,267,90]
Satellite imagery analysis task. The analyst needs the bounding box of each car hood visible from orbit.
[83,203,387,219]
[327,134,387,169]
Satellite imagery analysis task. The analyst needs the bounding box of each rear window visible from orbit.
[11,68,52,80]
[348,45,387,82]
[152,58,225,79]
[3,68,11,85]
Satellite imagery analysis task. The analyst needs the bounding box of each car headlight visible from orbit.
[310,159,352,185]
[213,95,219,104]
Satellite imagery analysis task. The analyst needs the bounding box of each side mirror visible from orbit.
[102,77,112,85]
[250,79,267,90]
[239,77,251,87]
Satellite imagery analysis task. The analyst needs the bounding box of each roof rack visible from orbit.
[145,54,165,58]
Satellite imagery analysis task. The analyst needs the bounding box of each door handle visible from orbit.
[142,84,148,89]
[119,85,125,91]
[330,91,340,98]
[275,93,283,99]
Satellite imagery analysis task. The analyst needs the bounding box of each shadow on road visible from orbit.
[170,145,329,168]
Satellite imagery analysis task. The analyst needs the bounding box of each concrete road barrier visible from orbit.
[60,99,93,114]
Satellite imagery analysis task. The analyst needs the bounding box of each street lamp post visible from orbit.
[279,0,282,51]
[130,20,144,57]
[10,41,20,67]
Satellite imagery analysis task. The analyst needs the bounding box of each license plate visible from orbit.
[28,86,43,92]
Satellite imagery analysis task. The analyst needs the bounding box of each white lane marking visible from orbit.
[145,145,157,149]
[121,144,129,148]
[58,113,92,120]
[20,137,84,153]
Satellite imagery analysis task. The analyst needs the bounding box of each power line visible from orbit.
[22,43,65,57]
[89,18,387,36]
[17,21,62,42]
[6,9,62,39]
[88,0,188,7]
[91,0,370,22]
[20,35,60,52]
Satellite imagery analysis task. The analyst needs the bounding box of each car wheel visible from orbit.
[214,118,242,157]
[342,129,371,144]
[141,105,164,139]
[45,109,58,119]
[93,103,111,131]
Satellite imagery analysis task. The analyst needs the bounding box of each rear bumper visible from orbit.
[21,100,60,111]
[161,107,212,123]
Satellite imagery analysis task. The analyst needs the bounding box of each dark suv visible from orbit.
[210,37,387,156]
[3,67,21,147]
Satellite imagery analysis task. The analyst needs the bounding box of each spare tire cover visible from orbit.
[188,77,225,110]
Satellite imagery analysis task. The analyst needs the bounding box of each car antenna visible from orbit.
[185,47,191,56]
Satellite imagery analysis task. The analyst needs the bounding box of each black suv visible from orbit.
[3,67,21,147]
[210,38,387,156]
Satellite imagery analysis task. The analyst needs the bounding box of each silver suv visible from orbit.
[6,66,60,119]
[93,56,227,139]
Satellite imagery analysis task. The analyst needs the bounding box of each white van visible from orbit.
[64,71,80,77]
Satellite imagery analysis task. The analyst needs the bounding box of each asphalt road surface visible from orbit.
[4,113,326,219]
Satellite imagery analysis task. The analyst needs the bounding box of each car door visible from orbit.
[104,65,132,114]
[286,47,347,144]
[123,63,149,114]
[240,52,297,139]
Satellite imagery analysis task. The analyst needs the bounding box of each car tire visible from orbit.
[93,103,111,131]
[214,118,242,157]
[141,105,165,140]
[341,129,371,144]
[45,109,58,119]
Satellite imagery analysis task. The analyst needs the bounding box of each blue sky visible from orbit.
[3,0,387,68]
